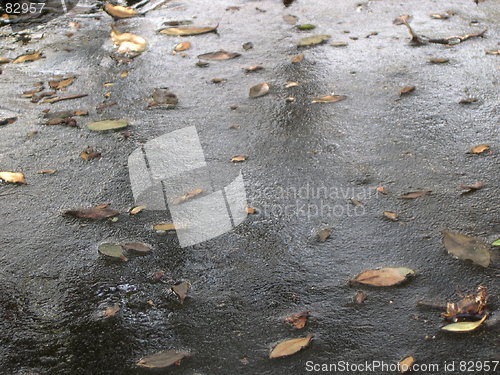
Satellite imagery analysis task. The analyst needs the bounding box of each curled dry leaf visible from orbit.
[383,211,398,221]
[0,117,17,126]
[129,205,145,215]
[297,34,330,47]
[353,290,366,304]
[442,286,488,321]
[87,119,128,131]
[350,267,416,287]
[442,231,491,267]
[468,144,489,154]
[429,58,449,64]
[249,83,269,98]
[291,54,304,63]
[269,335,313,359]
[401,190,431,199]
[12,52,43,64]
[98,243,128,262]
[172,188,203,204]
[101,303,120,318]
[231,155,247,162]
[312,95,346,103]
[104,3,138,18]
[284,311,310,329]
[137,350,189,368]
[211,77,225,83]
[197,50,241,60]
[64,207,119,219]
[122,242,152,254]
[44,110,87,119]
[399,356,415,373]
[317,228,332,242]
[459,98,478,104]
[153,223,177,232]
[0,172,25,184]
[285,81,299,88]
[485,49,500,55]
[174,41,191,52]
[441,315,487,332]
[286,96,296,103]
[171,281,190,304]
[49,76,76,90]
[160,25,218,36]
[244,65,264,73]
[399,86,415,95]
[459,182,483,194]
[111,28,147,55]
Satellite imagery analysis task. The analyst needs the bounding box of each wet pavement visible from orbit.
[0,0,499,374]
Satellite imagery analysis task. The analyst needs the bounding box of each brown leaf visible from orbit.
[0,171,25,184]
[231,155,247,162]
[441,286,488,320]
[353,291,367,304]
[349,198,363,206]
[159,25,218,36]
[12,52,43,64]
[171,281,190,304]
[246,207,256,214]
[317,228,332,242]
[48,76,76,90]
[0,117,17,126]
[468,144,489,154]
[37,169,57,174]
[172,188,203,204]
[101,303,120,318]
[485,49,500,55]
[291,54,304,63]
[151,270,165,282]
[285,81,300,88]
[383,211,398,221]
[197,50,240,61]
[174,41,191,52]
[269,335,313,359]
[311,95,346,103]
[80,146,101,161]
[43,110,87,119]
[122,242,152,254]
[64,207,119,219]
[399,356,415,373]
[442,231,491,267]
[137,350,189,368]
[153,223,177,232]
[376,186,387,195]
[399,86,415,95]
[129,205,146,215]
[244,65,264,73]
[430,14,449,19]
[401,190,431,199]
[249,83,270,98]
[211,77,225,83]
[459,97,478,104]
[350,267,416,287]
[459,182,484,194]
[284,311,310,329]
[330,41,348,47]
[104,3,138,18]
[242,42,254,50]
[283,15,298,24]
[429,58,449,64]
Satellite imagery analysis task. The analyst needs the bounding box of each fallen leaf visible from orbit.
[120,71,128,78]
[171,281,190,304]
[492,239,500,246]
[12,52,43,64]
[246,207,256,214]
[172,188,203,204]
[153,223,177,232]
[441,315,487,332]
[269,335,313,359]
[87,119,128,131]
[64,207,119,219]
[104,3,138,18]
[399,86,415,95]
[442,286,488,320]
[291,54,304,63]
[98,243,128,261]
[174,41,191,52]
[312,95,346,103]
[283,15,298,24]
[331,41,348,47]
[459,182,483,194]
[285,81,299,88]
[283,0,296,7]
[197,50,240,60]
[48,76,76,90]
[350,267,416,287]
[459,98,478,104]
[249,83,269,98]
[317,228,332,242]
[196,60,209,68]
[111,28,147,55]
[0,117,17,126]
[284,311,310,329]
[485,49,500,55]
[429,58,449,64]
[211,77,225,83]
[244,65,264,72]
[122,242,152,254]
[151,270,165,282]
[137,350,189,368]
[43,110,87,119]
[401,190,431,199]
[37,169,56,174]
[80,146,101,161]
[101,303,120,318]
[0,57,11,64]
[430,14,449,19]
[393,15,411,25]
[231,155,247,162]
[159,25,218,36]
[383,211,398,221]
[399,356,415,373]
[149,88,178,108]
[129,205,145,215]
[442,231,491,267]
[286,97,296,103]
[297,24,316,30]
[0,171,25,184]
[242,42,253,50]
[353,291,366,304]
[376,186,387,194]
[349,198,363,206]
[297,34,330,47]
[468,144,489,154]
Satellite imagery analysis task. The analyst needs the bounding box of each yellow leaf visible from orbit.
[129,205,146,215]
[399,356,415,373]
[111,28,147,55]
[441,315,487,332]
[469,144,489,154]
[12,52,43,64]
[269,335,313,359]
[153,223,177,231]
[104,3,138,18]
[0,171,25,184]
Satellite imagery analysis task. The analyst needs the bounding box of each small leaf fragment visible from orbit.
[87,119,128,131]
[331,41,348,47]
[49,76,76,90]
[291,54,304,63]
[122,242,152,254]
[249,83,270,98]
[353,291,366,304]
[171,281,190,304]
[12,52,43,64]
[350,267,416,287]
[101,303,120,318]
[283,15,298,24]
[0,171,25,184]
[441,315,487,332]
[174,41,191,52]
[399,356,415,373]
[244,65,264,73]
[376,186,387,195]
[197,50,241,61]
[269,335,313,359]
[468,144,489,154]
[98,243,128,261]
[312,95,346,103]
[383,211,398,221]
[137,350,189,368]
[297,34,330,47]
[442,231,491,267]
[285,81,299,88]
[459,97,478,104]
[246,207,256,214]
[317,228,332,242]
[172,188,203,204]
[485,49,500,55]
[129,205,145,215]
[111,28,147,55]
[401,190,431,199]
[64,207,119,219]
[104,3,138,18]
[284,311,310,329]
[430,14,449,19]
[80,146,101,161]
[231,155,247,162]
[37,169,57,174]
[459,182,483,194]
[429,58,449,64]
[399,86,415,95]
[160,26,218,36]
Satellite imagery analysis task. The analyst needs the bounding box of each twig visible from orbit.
[417,300,447,310]
[47,94,88,104]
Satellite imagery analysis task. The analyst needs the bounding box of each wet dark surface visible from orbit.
[0,0,499,374]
